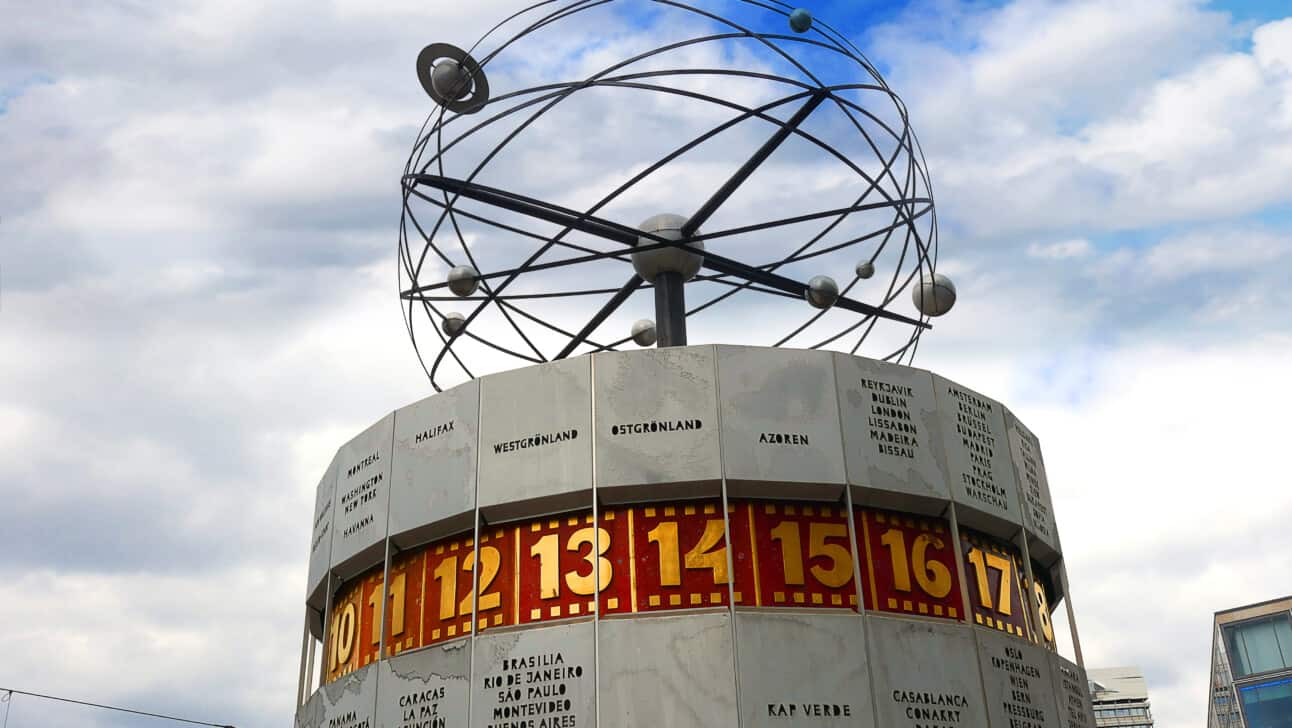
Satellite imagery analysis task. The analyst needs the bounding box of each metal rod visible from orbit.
[654,272,687,347]
[681,90,828,237]
[556,274,643,359]
[1059,560,1085,666]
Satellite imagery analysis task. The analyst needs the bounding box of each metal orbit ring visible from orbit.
[416,42,491,114]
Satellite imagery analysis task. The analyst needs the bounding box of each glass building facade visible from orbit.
[1209,597,1292,728]
[1089,666,1155,728]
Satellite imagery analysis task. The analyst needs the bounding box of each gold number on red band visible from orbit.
[808,522,852,588]
[1033,580,1054,643]
[684,519,728,585]
[461,546,502,614]
[967,547,1013,615]
[565,527,612,596]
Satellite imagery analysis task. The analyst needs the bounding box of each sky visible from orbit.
[2,1,1291,726]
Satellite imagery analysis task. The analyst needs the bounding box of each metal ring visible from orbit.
[416,42,491,114]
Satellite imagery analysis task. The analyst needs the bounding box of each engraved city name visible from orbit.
[492,429,578,454]
[1014,430,1053,539]
[1058,665,1092,728]
[482,650,584,728]
[766,703,853,718]
[342,514,374,539]
[341,472,383,515]
[312,496,333,554]
[861,377,921,459]
[946,385,1009,511]
[609,419,701,435]
[414,420,455,446]
[758,432,810,445]
[327,710,371,728]
[891,689,969,725]
[988,646,1047,728]
[398,685,447,728]
[347,450,381,479]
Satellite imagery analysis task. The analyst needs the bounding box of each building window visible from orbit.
[1225,614,1292,677]
[1238,676,1292,728]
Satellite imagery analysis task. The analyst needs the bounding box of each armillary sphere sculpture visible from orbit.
[399,0,955,391]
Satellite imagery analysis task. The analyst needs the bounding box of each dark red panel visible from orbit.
[858,508,963,621]
[960,528,1029,638]
[632,500,731,612]
[740,501,858,610]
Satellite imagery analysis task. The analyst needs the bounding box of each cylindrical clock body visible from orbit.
[296,346,1095,728]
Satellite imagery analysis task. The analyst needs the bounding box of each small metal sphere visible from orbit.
[632,213,705,282]
[631,319,658,347]
[441,311,467,336]
[447,265,480,297]
[805,275,839,309]
[855,261,875,279]
[431,60,472,101]
[789,8,813,33]
[912,273,957,317]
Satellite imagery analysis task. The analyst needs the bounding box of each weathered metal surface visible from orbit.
[332,414,395,577]
[975,627,1060,728]
[835,354,949,514]
[471,620,596,727]
[477,356,593,521]
[717,346,846,499]
[866,615,991,728]
[1050,653,1096,728]
[376,643,470,728]
[390,380,480,547]
[735,611,872,727]
[599,612,739,726]
[593,346,721,501]
[308,454,338,609]
[1005,408,1062,565]
[930,375,1022,536]
[302,662,377,728]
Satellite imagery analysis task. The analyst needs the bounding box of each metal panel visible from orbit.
[975,627,1060,728]
[308,454,339,609]
[930,375,1023,536]
[866,615,992,728]
[1050,653,1096,728]
[470,620,596,727]
[302,662,377,728]
[835,354,949,514]
[735,611,873,727]
[331,413,395,577]
[390,380,480,547]
[593,345,721,502]
[376,642,470,728]
[717,346,847,500]
[296,691,323,728]
[599,612,739,726]
[1005,409,1062,565]
[478,356,593,522]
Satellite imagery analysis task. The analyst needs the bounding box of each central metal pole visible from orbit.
[654,271,687,347]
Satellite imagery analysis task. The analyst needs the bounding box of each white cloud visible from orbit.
[1140,228,1290,281]
[874,1,1292,238]
[3,2,1292,728]
[1027,238,1093,259]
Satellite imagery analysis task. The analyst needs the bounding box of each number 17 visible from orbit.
[966,547,1012,616]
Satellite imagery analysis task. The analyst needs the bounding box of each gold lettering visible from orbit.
[565,527,612,595]
[531,534,560,599]
[808,522,852,588]
[684,519,728,585]
[648,522,681,587]
[770,521,805,585]
[433,555,458,620]
[911,534,952,598]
